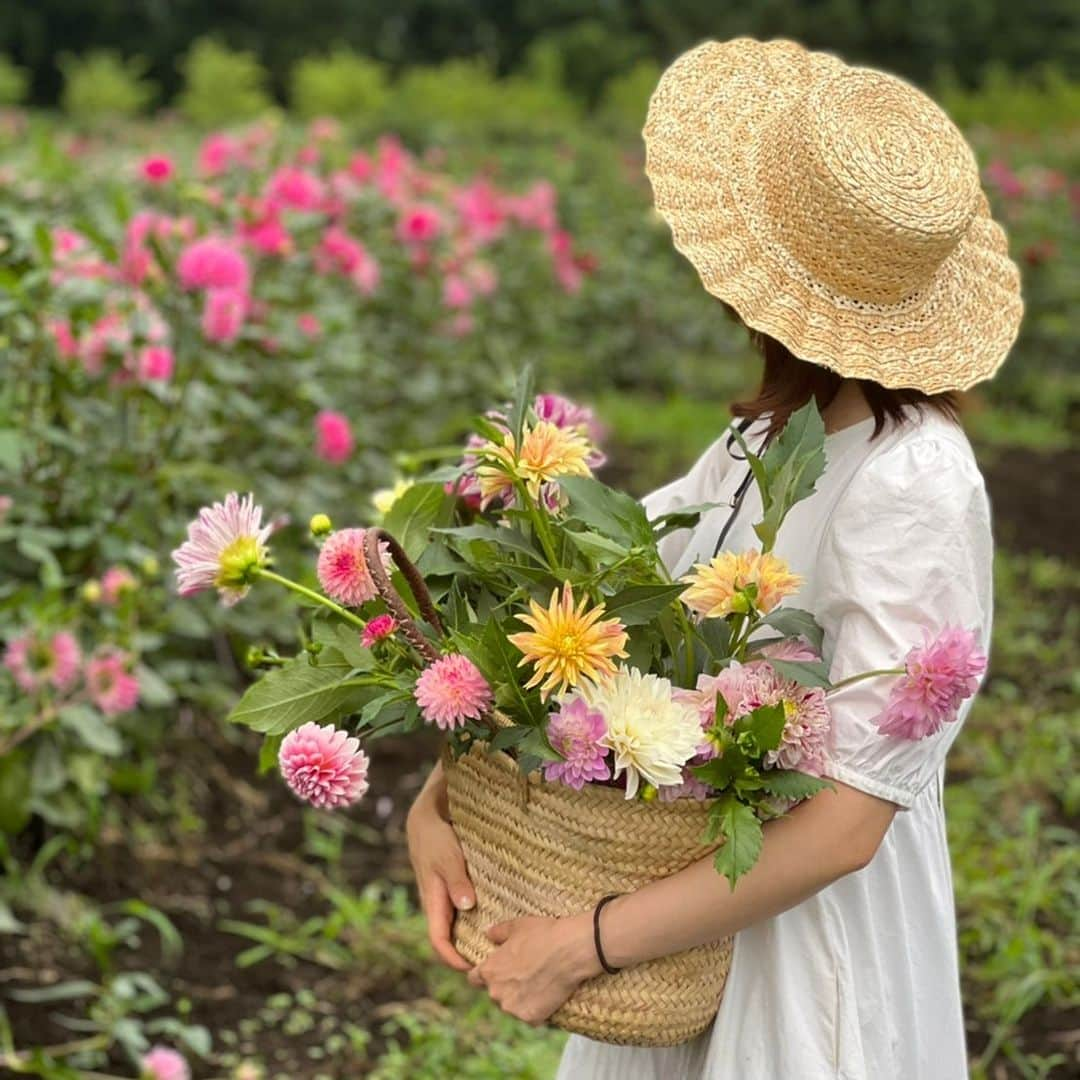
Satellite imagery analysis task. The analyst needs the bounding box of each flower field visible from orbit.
[0,95,1077,1079]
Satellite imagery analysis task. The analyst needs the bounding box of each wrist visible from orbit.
[563,911,604,982]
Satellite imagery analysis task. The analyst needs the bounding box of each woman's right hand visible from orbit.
[406,761,477,972]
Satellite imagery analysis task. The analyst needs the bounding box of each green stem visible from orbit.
[257,568,368,631]
[828,667,905,692]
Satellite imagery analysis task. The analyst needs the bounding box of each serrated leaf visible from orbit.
[314,622,374,670]
[382,482,454,562]
[602,582,686,627]
[767,657,833,689]
[650,501,726,540]
[755,606,825,653]
[559,476,654,547]
[434,524,543,563]
[733,701,787,755]
[489,724,530,752]
[759,769,833,801]
[565,530,629,563]
[711,797,764,889]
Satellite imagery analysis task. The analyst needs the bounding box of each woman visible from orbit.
[407,37,1023,1079]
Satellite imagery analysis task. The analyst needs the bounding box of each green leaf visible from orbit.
[135,663,176,707]
[507,364,536,446]
[565,530,629,563]
[711,797,764,889]
[359,690,410,729]
[314,621,375,671]
[489,724,530,752]
[759,770,833,801]
[227,648,366,735]
[767,657,833,689]
[472,617,544,726]
[382,482,454,562]
[603,583,687,627]
[559,476,654,547]
[0,749,31,834]
[0,429,22,471]
[733,702,787,754]
[692,743,747,791]
[755,606,825,654]
[257,734,284,775]
[650,502,726,540]
[434,524,543,563]
[58,705,123,756]
[695,617,732,661]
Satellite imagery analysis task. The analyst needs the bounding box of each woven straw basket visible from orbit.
[363,528,734,1047]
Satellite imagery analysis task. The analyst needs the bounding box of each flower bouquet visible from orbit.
[172,369,986,1045]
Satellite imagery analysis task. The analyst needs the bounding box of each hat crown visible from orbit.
[762,68,982,305]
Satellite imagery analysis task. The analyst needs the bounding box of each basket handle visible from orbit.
[363,528,445,666]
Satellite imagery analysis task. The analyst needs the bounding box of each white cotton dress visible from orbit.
[556,403,993,1080]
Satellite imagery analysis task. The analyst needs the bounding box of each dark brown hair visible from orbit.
[720,302,961,442]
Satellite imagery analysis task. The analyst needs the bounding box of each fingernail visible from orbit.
[458,895,475,910]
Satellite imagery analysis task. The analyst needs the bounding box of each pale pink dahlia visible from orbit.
[414,654,492,731]
[543,695,610,789]
[177,235,250,292]
[141,1046,190,1080]
[316,528,388,607]
[873,625,988,740]
[4,630,82,694]
[171,492,272,606]
[86,648,140,716]
[361,614,397,648]
[314,410,354,464]
[279,722,369,809]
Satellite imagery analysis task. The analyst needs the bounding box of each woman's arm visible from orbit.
[469,779,897,1023]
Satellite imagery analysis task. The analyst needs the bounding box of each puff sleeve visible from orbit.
[814,435,994,809]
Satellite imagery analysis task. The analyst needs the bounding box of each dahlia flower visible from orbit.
[177,236,250,293]
[279,722,369,809]
[873,625,987,740]
[201,288,248,344]
[141,1046,189,1080]
[314,410,354,464]
[396,204,442,244]
[139,156,175,185]
[136,344,175,382]
[3,630,82,694]
[414,654,493,731]
[316,528,388,607]
[543,695,610,789]
[171,492,271,606]
[476,421,593,507]
[361,614,397,648]
[508,582,628,701]
[372,478,414,518]
[580,668,702,799]
[265,166,325,211]
[534,393,606,467]
[681,550,803,619]
[100,566,136,605]
[85,648,140,716]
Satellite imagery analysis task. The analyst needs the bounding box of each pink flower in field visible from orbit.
[140,1045,190,1080]
[198,132,239,177]
[453,178,506,244]
[984,159,1025,199]
[137,344,175,382]
[314,409,354,464]
[313,226,380,295]
[464,260,498,297]
[79,312,131,375]
[361,614,397,648]
[171,492,271,606]
[375,135,411,200]
[396,204,442,245]
[101,566,136,604]
[266,166,326,212]
[178,236,250,293]
[140,155,175,184]
[445,312,474,338]
[309,116,342,142]
[874,625,987,741]
[442,274,472,309]
[543,695,610,789]
[348,151,374,183]
[279,722,370,809]
[296,312,322,338]
[239,203,293,256]
[47,318,79,360]
[86,648,140,716]
[316,528,387,606]
[414,654,493,731]
[505,180,557,231]
[52,227,86,258]
[4,630,82,694]
[201,289,248,345]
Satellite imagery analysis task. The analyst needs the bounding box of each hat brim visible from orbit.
[642,37,1024,393]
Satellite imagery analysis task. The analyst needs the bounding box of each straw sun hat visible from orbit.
[642,37,1024,393]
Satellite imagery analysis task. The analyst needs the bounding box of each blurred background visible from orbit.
[0,3,1076,1078]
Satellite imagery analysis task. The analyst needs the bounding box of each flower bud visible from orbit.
[640,784,658,803]
[82,580,103,603]
[309,513,332,538]
[245,645,265,668]
[141,555,160,577]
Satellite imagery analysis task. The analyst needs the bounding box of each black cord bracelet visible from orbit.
[593,893,622,975]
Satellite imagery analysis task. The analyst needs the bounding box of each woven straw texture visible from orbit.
[445,744,733,1046]
[642,37,1024,393]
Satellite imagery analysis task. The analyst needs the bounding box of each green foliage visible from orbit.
[599,59,663,135]
[57,51,156,123]
[290,49,389,120]
[0,54,29,106]
[177,38,273,126]
[936,61,1080,132]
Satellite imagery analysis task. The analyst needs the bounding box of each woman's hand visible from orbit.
[406,761,476,972]
[467,913,600,1026]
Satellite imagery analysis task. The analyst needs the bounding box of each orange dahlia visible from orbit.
[680,550,803,618]
[475,421,592,506]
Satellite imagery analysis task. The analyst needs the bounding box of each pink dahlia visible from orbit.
[201,288,248,344]
[316,528,386,607]
[171,492,271,606]
[414,654,493,731]
[442,273,472,310]
[296,312,322,338]
[139,155,175,184]
[265,166,326,211]
[136,344,175,382]
[140,1046,190,1080]
[543,695,610,789]
[396,204,442,245]
[874,625,988,740]
[197,132,239,177]
[4,630,82,694]
[657,770,712,802]
[86,648,140,716]
[361,614,397,648]
[279,722,369,809]
[100,566,136,604]
[314,410,354,464]
[177,236,250,293]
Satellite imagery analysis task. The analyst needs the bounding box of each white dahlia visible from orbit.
[581,668,703,800]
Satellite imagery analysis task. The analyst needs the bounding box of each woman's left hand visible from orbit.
[467,912,601,1026]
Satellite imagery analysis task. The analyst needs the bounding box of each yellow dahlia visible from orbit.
[508,582,628,700]
[680,549,803,618]
[475,421,592,506]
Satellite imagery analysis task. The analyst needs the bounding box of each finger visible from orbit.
[466,966,486,988]
[424,880,472,972]
[486,919,515,945]
[438,849,476,911]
